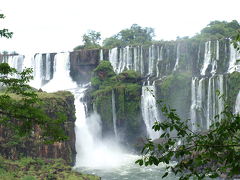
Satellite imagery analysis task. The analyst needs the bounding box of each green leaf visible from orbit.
[162,172,168,178]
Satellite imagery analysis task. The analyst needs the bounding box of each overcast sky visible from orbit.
[0,0,239,54]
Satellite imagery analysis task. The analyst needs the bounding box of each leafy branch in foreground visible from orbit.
[0,14,13,39]
[232,29,240,53]
[136,97,240,179]
[0,63,68,144]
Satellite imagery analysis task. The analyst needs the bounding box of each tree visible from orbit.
[0,64,68,143]
[74,30,101,50]
[103,24,155,48]
[232,29,240,53]
[136,97,240,179]
[0,14,67,144]
[193,20,240,40]
[0,14,13,39]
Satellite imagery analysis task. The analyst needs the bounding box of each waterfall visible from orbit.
[133,47,138,72]
[216,40,219,61]
[45,53,51,80]
[196,78,205,128]
[217,75,224,120]
[140,46,144,76]
[133,46,143,74]
[111,89,118,138]
[5,55,24,78]
[190,77,197,131]
[236,91,240,114]
[173,44,180,71]
[109,48,118,72]
[206,77,213,129]
[109,46,134,74]
[201,41,211,76]
[100,49,103,61]
[126,46,132,70]
[156,46,163,78]
[7,55,24,72]
[30,53,43,89]
[141,84,160,140]
[22,53,34,70]
[148,45,155,75]
[228,43,240,73]
[73,87,129,169]
[42,52,77,92]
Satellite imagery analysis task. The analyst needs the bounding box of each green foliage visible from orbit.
[227,71,240,109]
[137,97,240,179]
[91,60,116,89]
[193,20,240,40]
[0,14,13,39]
[0,63,68,144]
[232,29,240,52]
[103,24,154,48]
[74,30,101,50]
[93,60,115,78]
[0,156,100,180]
[116,70,140,83]
[90,62,142,139]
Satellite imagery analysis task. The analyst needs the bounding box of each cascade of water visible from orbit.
[7,55,24,72]
[22,53,34,70]
[29,53,43,89]
[42,52,77,92]
[212,77,216,123]
[201,41,211,76]
[190,77,197,131]
[235,91,240,114]
[118,48,125,73]
[100,49,103,61]
[126,46,132,70]
[140,46,144,76]
[112,89,118,138]
[148,45,155,75]
[206,77,213,129]
[109,48,118,73]
[196,78,205,128]
[211,41,219,75]
[74,87,129,169]
[216,40,219,61]
[6,55,24,78]
[217,75,224,120]
[113,46,132,74]
[173,44,180,71]
[156,46,163,78]
[228,43,240,73]
[133,47,138,72]
[45,53,51,80]
[141,84,160,139]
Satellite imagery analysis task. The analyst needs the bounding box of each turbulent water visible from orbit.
[141,84,161,139]
[76,162,178,180]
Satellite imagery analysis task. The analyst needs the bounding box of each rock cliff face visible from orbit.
[0,91,76,165]
[70,49,100,84]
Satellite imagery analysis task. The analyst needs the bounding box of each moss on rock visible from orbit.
[0,156,100,180]
[89,61,145,145]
